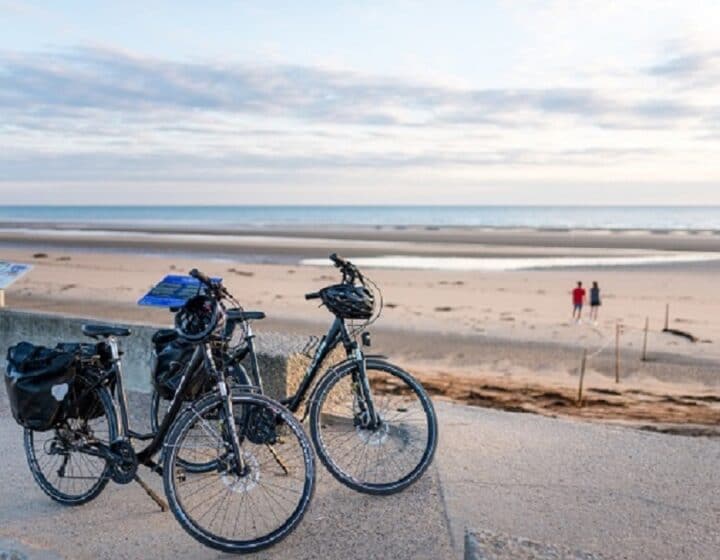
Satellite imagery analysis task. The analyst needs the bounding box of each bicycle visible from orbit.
[14,272,316,554]
[182,254,438,495]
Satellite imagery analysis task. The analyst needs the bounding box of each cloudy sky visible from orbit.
[1,1,719,204]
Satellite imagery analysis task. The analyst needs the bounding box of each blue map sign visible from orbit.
[138,275,222,308]
[0,262,32,289]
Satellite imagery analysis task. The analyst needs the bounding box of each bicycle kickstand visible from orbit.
[265,444,290,475]
[134,474,169,512]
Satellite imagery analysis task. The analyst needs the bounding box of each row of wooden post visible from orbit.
[578,307,665,406]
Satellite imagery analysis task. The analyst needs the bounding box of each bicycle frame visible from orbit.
[102,336,228,470]
[242,316,382,422]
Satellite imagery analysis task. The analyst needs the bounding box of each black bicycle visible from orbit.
[171,254,438,495]
[10,271,315,554]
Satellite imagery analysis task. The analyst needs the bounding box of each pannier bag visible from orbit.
[152,330,210,401]
[5,342,77,431]
[55,342,114,420]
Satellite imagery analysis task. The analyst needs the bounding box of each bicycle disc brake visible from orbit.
[110,440,138,484]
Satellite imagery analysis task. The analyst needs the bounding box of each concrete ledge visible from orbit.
[465,529,607,560]
[0,309,306,398]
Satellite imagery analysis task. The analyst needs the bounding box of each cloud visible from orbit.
[0,145,667,183]
[647,49,720,88]
[0,45,716,193]
[0,46,703,128]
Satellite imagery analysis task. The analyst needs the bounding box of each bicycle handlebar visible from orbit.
[328,253,363,284]
[189,268,232,300]
[329,253,347,268]
[190,268,213,287]
[305,292,321,300]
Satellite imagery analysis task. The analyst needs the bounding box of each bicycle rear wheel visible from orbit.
[24,376,117,505]
[163,392,315,554]
[309,357,438,495]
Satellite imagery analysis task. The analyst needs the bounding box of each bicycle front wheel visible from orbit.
[309,358,438,495]
[163,392,315,554]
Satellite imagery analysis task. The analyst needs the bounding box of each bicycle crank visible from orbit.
[110,440,138,484]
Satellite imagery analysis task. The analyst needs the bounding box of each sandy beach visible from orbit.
[1,225,719,432]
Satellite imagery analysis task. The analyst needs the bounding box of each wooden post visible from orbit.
[577,348,588,406]
[0,289,5,308]
[664,303,670,330]
[615,322,621,383]
[641,317,649,361]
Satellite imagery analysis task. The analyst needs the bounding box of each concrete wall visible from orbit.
[0,309,306,398]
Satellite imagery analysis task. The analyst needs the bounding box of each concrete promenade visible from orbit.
[1,310,718,559]
[1,392,719,559]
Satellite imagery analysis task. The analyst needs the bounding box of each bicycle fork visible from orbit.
[204,344,247,476]
[353,349,381,430]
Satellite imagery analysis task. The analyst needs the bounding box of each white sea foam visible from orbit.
[301,253,720,271]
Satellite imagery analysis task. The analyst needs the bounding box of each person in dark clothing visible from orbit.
[590,281,601,323]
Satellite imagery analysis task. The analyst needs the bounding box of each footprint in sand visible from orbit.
[56,256,71,262]
[385,303,399,309]
[33,253,48,259]
[60,284,77,292]
[435,306,454,312]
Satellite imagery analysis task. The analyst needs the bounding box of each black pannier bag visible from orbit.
[152,330,210,400]
[4,342,77,431]
[55,342,114,420]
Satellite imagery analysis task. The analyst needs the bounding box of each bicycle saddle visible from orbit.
[82,324,132,339]
[226,310,266,322]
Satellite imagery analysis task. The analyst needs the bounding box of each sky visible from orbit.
[1,1,720,205]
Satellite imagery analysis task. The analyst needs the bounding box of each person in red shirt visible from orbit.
[572,281,586,322]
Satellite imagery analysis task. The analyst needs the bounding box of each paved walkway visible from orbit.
[436,400,720,559]
[1,393,719,559]
[0,392,453,560]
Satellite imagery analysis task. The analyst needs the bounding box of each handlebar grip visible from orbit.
[329,253,347,268]
[190,268,213,287]
[305,292,321,300]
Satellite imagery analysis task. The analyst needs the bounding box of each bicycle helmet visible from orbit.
[175,294,225,341]
[319,284,375,319]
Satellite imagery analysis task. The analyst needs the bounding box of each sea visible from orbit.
[2,205,720,270]
[0,205,718,231]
